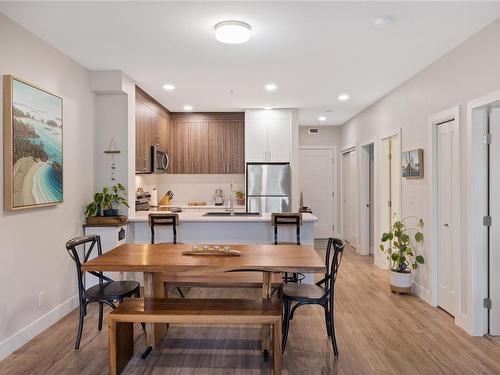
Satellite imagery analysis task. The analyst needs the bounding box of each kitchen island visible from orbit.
[129,210,317,245]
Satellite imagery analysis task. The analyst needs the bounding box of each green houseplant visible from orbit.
[234,191,245,206]
[380,215,424,293]
[85,183,129,217]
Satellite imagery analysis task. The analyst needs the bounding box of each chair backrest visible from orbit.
[149,213,179,244]
[324,238,345,300]
[65,235,108,298]
[271,212,302,245]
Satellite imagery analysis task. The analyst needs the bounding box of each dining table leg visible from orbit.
[262,271,272,359]
[143,272,168,352]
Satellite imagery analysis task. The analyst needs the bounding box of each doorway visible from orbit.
[342,148,358,248]
[299,147,335,238]
[360,143,375,256]
[482,102,500,335]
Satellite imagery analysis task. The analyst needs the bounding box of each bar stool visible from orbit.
[271,213,304,283]
[148,213,185,298]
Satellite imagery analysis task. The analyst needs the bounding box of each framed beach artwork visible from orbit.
[401,148,423,179]
[3,75,63,210]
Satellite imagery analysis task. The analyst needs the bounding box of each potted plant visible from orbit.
[235,191,245,206]
[85,183,129,217]
[380,215,424,293]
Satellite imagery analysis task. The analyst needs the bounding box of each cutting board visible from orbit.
[188,201,206,206]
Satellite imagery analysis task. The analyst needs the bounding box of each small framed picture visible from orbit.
[401,149,423,179]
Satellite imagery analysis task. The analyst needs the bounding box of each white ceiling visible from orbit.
[1,2,500,126]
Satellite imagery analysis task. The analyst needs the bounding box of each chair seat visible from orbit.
[85,281,140,300]
[283,282,325,300]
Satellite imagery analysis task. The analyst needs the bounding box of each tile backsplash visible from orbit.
[136,174,245,206]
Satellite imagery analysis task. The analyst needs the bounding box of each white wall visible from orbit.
[136,174,245,206]
[0,13,95,359]
[340,18,500,334]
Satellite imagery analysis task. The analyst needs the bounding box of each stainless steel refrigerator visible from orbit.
[246,163,291,213]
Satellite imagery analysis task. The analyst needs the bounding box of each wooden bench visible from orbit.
[162,271,283,288]
[108,298,282,375]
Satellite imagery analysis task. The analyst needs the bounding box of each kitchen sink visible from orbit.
[202,212,261,217]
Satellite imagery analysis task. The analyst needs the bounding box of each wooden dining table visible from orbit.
[82,243,325,364]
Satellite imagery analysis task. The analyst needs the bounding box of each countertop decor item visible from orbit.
[380,215,424,294]
[85,183,130,218]
[3,75,63,210]
[159,191,173,206]
[188,201,206,206]
[214,189,224,206]
[402,149,424,179]
[182,245,241,256]
[235,191,245,206]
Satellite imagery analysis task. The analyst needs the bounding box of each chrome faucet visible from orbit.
[229,180,235,216]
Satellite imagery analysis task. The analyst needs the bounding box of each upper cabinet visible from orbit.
[245,110,291,162]
[169,113,244,174]
[135,87,171,174]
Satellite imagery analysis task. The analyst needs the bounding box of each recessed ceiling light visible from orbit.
[265,83,277,91]
[374,16,394,28]
[264,107,272,110]
[318,116,327,122]
[162,84,175,91]
[215,20,251,44]
[338,94,350,101]
[183,105,193,111]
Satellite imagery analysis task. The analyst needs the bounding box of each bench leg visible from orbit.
[143,272,168,350]
[262,271,272,358]
[273,319,282,375]
[109,320,134,375]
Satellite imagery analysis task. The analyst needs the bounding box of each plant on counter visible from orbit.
[234,190,245,205]
[85,183,129,217]
[380,215,424,293]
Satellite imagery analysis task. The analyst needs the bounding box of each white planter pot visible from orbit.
[389,270,413,292]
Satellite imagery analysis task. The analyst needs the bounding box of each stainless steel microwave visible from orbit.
[151,145,169,173]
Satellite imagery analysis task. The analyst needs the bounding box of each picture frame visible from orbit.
[401,148,423,179]
[3,75,63,210]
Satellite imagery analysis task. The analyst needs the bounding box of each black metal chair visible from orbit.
[271,212,304,283]
[65,235,141,350]
[281,238,345,356]
[149,213,185,298]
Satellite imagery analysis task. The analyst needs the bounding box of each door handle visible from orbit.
[444,223,449,227]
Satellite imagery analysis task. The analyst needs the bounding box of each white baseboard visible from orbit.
[413,281,430,304]
[0,295,78,361]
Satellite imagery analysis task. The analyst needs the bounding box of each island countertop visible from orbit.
[129,211,318,223]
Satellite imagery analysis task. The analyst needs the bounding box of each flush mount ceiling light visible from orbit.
[318,116,327,122]
[338,94,350,101]
[183,105,193,111]
[215,20,251,44]
[265,83,277,91]
[374,16,394,28]
[162,84,175,91]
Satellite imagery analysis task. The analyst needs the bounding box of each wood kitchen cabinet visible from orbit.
[170,113,244,174]
[135,86,171,173]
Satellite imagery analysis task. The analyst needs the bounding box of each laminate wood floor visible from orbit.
[2,244,500,374]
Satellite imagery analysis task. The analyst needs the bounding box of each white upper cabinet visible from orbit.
[245,117,269,162]
[245,110,291,162]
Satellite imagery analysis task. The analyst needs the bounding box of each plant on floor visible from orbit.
[380,215,424,273]
[85,183,129,217]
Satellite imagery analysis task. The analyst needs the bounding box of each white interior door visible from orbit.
[299,148,334,238]
[349,149,358,247]
[437,120,459,316]
[342,152,351,243]
[490,107,500,334]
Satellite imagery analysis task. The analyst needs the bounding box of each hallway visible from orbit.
[1,245,500,374]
